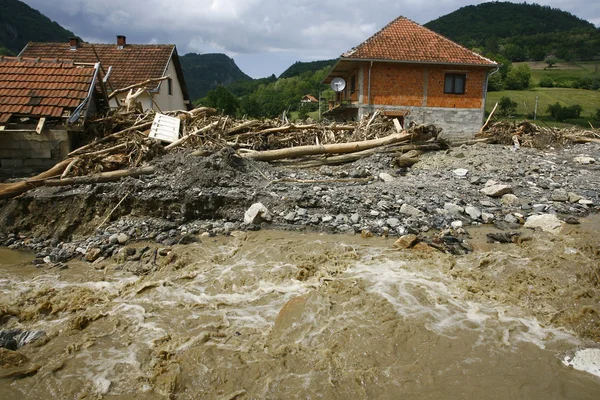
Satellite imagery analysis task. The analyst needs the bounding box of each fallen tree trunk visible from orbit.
[564,135,600,144]
[165,120,220,150]
[239,131,417,162]
[0,158,74,199]
[44,166,155,187]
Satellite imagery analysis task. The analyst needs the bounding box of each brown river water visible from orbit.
[0,216,599,399]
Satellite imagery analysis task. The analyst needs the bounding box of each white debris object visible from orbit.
[149,113,181,143]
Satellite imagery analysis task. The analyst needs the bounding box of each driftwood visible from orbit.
[240,131,416,162]
[480,102,498,133]
[108,76,170,99]
[44,166,155,187]
[0,158,73,199]
[69,121,153,156]
[165,120,221,150]
[273,143,440,168]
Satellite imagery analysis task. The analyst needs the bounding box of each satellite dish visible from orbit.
[330,77,346,92]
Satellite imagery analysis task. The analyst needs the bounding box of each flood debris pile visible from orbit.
[477,120,600,149]
[0,105,445,200]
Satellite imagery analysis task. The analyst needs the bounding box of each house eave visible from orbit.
[324,57,498,83]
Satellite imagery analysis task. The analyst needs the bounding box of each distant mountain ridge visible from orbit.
[0,0,75,55]
[279,59,337,79]
[179,53,252,101]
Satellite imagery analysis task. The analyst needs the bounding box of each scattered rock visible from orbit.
[444,203,464,215]
[400,204,424,217]
[85,248,102,263]
[284,212,296,222]
[481,212,495,224]
[524,214,563,234]
[501,194,520,206]
[394,234,418,249]
[573,156,595,164]
[486,232,521,243]
[451,220,463,229]
[453,168,469,178]
[379,173,394,182]
[480,185,513,197]
[551,189,569,202]
[244,203,271,225]
[465,206,481,220]
[568,192,582,203]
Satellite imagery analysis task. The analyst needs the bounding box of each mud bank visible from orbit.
[0,217,599,399]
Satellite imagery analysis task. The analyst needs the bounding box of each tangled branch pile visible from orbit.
[477,120,600,148]
[0,106,443,199]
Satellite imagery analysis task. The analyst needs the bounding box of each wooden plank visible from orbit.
[36,117,46,134]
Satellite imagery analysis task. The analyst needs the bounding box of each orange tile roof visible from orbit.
[20,42,175,92]
[342,16,497,66]
[0,57,97,123]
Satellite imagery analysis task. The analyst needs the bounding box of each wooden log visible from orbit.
[225,120,261,135]
[44,166,155,187]
[68,121,153,156]
[271,143,440,168]
[165,120,220,150]
[78,143,128,158]
[0,158,73,199]
[563,135,600,144]
[479,102,498,133]
[240,131,417,162]
[108,76,170,99]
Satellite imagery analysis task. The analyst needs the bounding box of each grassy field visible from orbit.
[517,61,600,86]
[486,87,600,122]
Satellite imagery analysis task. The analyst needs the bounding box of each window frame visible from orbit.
[444,73,466,95]
[167,78,173,96]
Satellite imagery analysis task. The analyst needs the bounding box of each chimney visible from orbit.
[69,37,80,50]
[117,35,126,49]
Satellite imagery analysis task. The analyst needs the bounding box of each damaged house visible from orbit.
[19,36,191,112]
[0,56,105,177]
[323,16,498,140]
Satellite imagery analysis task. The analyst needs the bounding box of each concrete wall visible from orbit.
[0,129,72,178]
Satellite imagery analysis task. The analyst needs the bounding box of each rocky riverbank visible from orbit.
[0,140,598,266]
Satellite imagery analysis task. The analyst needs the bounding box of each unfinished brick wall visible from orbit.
[0,129,72,178]
[426,66,486,109]
[369,63,424,106]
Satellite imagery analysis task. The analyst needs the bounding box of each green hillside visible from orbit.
[0,0,75,55]
[425,2,600,61]
[179,53,252,101]
[279,59,337,79]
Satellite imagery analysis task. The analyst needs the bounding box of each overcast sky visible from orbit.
[21,0,600,78]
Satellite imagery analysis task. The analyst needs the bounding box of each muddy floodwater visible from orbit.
[1,218,600,399]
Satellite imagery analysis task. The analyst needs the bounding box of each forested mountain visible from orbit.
[0,0,75,55]
[279,59,337,79]
[179,53,252,101]
[424,2,600,61]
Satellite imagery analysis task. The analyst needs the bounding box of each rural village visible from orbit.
[0,0,599,399]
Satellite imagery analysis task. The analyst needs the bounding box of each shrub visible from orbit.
[504,64,531,90]
[544,56,559,67]
[539,77,554,87]
[547,102,583,121]
[498,96,518,117]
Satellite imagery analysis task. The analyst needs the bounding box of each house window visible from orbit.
[444,74,466,94]
[350,75,356,94]
[167,78,173,96]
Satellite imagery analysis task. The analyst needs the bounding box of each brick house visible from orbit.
[323,17,498,140]
[20,36,192,112]
[0,56,103,177]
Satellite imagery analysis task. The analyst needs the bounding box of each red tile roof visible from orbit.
[0,57,97,123]
[20,42,175,92]
[342,17,497,66]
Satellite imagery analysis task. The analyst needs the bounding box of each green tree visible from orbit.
[204,86,239,115]
[487,71,504,91]
[544,56,559,67]
[498,96,518,117]
[504,64,531,90]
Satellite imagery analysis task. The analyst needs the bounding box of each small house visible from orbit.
[323,17,498,141]
[0,56,104,177]
[301,95,319,103]
[20,36,192,112]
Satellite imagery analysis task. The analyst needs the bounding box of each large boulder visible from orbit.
[244,203,272,225]
[524,214,563,234]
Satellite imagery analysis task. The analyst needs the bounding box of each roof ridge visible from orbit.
[343,15,406,57]
[341,15,497,66]
[0,56,76,65]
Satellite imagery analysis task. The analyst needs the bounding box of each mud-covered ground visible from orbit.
[0,141,598,263]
